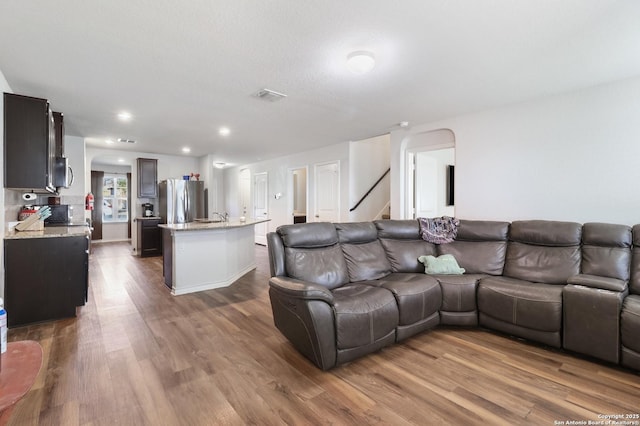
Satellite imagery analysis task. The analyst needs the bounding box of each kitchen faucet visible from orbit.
[212,212,229,222]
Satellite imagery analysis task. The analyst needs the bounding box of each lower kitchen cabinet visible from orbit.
[137,218,162,257]
[4,235,89,327]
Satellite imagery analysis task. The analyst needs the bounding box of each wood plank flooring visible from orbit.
[5,242,640,425]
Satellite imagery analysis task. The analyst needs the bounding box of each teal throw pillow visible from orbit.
[418,254,465,275]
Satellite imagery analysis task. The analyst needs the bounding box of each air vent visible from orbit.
[117,138,136,144]
[253,88,287,102]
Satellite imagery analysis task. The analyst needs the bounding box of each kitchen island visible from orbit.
[159,218,270,295]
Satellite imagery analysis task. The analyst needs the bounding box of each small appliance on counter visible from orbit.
[142,203,154,217]
[43,204,71,226]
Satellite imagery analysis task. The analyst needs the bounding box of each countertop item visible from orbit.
[5,224,91,240]
[158,218,269,232]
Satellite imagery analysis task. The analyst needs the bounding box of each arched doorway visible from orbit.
[403,129,455,219]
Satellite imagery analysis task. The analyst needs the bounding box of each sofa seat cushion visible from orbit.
[332,284,399,350]
[363,273,441,326]
[434,274,485,312]
[478,277,563,332]
[621,295,640,353]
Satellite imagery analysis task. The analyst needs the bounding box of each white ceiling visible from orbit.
[1,1,640,166]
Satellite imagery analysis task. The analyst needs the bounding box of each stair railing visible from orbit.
[349,168,391,212]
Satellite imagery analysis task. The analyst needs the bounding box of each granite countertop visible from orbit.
[158,218,270,232]
[135,216,162,220]
[5,224,91,240]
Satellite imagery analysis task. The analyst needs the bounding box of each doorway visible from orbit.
[408,148,455,219]
[90,158,133,242]
[403,129,455,220]
[288,166,308,223]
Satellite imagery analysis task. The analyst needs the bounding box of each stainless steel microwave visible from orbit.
[53,157,74,188]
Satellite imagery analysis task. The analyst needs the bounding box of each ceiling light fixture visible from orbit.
[214,162,225,169]
[117,158,125,163]
[105,139,115,144]
[182,147,191,153]
[219,127,231,136]
[117,111,132,121]
[346,51,376,74]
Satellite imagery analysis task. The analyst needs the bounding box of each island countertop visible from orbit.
[158,218,270,232]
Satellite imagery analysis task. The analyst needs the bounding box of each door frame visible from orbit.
[288,165,309,224]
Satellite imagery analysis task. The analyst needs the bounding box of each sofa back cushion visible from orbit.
[581,222,631,281]
[374,220,436,273]
[336,222,391,282]
[277,223,349,289]
[437,220,509,275]
[630,225,640,295]
[504,220,582,284]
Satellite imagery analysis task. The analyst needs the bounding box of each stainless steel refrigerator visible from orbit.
[159,179,205,224]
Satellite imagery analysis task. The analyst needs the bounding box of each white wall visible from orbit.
[198,155,225,217]
[348,134,390,222]
[224,141,350,234]
[0,68,12,300]
[391,75,640,226]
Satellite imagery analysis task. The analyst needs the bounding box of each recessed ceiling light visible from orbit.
[214,162,225,169]
[117,158,125,163]
[182,147,191,153]
[105,139,115,144]
[346,51,376,74]
[117,111,132,121]
[219,127,231,136]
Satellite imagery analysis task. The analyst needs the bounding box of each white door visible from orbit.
[253,172,268,245]
[414,153,438,219]
[314,161,340,222]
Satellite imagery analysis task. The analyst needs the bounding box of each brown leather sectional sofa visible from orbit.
[266,219,640,372]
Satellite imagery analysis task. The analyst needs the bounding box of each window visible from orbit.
[103,175,128,222]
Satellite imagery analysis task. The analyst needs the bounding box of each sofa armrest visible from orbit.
[567,274,628,292]
[268,278,337,370]
[269,276,335,304]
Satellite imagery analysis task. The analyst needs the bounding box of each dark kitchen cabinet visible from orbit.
[4,235,89,327]
[3,92,56,192]
[137,218,162,257]
[137,158,158,198]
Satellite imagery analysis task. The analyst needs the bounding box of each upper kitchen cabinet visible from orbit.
[3,92,56,192]
[137,157,158,198]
